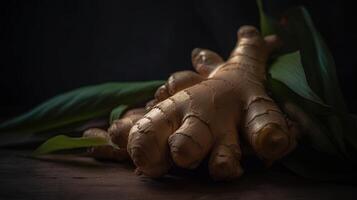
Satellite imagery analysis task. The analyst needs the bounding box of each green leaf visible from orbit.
[257,0,276,36]
[109,105,128,124]
[281,7,356,157]
[264,6,357,180]
[0,81,164,146]
[269,51,327,107]
[32,135,108,156]
[283,7,347,112]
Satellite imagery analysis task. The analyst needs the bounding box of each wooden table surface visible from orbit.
[1,149,356,200]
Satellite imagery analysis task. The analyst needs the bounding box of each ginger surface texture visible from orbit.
[84,26,298,181]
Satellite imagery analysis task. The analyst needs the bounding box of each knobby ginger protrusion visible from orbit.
[86,25,298,181]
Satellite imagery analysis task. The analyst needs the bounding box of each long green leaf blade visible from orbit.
[32,135,108,156]
[109,105,128,124]
[265,6,357,179]
[282,7,354,157]
[257,0,276,36]
[284,7,346,112]
[269,51,326,106]
[0,81,164,146]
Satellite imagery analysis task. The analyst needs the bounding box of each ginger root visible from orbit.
[85,26,298,181]
[84,108,146,161]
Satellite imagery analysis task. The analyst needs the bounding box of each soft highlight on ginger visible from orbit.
[84,26,298,181]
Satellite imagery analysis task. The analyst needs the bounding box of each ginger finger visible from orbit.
[109,108,146,151]
[155,71,204,102]
[122,108,146,118]
[145,99,158,111]
[222,26,295,162]
[191,48,224,77]
[83,128,127,161]
[209,126,243,181]
[154,85,170,102]
[127,100,180,177]
[155,49,225,103]
[85,108,146,161]
[242,96,294,161]
[156,49,225,102]
[168,115,213,169]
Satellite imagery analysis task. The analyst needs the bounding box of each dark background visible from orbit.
[1,0,356,120]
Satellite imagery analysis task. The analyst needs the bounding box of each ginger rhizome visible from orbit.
[83,108,146,161]
[84,26,298,181]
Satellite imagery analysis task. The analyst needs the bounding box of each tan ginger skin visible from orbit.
[84,26,298,181]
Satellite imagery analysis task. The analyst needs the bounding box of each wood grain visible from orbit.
[0,149,356,200]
